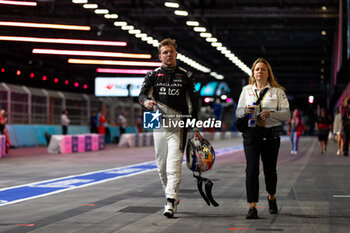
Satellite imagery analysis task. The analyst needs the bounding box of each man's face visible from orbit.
[159,45,177,68]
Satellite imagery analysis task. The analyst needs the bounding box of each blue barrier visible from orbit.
[6,125,139,147]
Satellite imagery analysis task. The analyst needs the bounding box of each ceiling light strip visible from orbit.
[75,2,217,76]
[32,49,151,59]
[83,4,97,9]
[96,68,152,74]
[72,0,87,3]
[0,36,127,46]
[174,2,251,77]
[0,21,91,31]
[113,23,212,73]
[164,2,179,8]
[0,0,37,6]
[68,59,161,67]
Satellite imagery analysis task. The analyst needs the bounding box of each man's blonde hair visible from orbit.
[158,38,177,53]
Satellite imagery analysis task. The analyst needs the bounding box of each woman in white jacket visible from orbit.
[236,58,290,219]
[333,106,343,155]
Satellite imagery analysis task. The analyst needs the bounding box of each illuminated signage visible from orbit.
[95,77,144,97]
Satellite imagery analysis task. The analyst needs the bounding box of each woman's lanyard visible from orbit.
[254,88,269,112]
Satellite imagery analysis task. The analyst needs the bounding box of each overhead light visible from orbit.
[146,37,155,44]
[177,52,211,73]
[94,9,109,14]
[174,10,188,16]
[96,68,152,74]
[128,29,141,34]
[121,25,134,30]
[32,49,152,59]
[206,37,217,42]
[216,75,224,80]
[193,27,206,32]
[321,30,326,35]
[0,1,37,6]
[200,33,212,38]
[164,2,179,8]
[152,40,159,47]
[164,2,250,77]
[114,21,127,27]
[135,33,147,38]
[217,46,226,51]
[223,50,231,55]
[141,36,150,41]
[186,21,199,26]
[0,21,91,31]
[104,14,118,19]
[322,6,327,11]
[308,96,314,104]
[72,0,87,3]
[76,1,219,76]
[0,36,127,46]
[83,4,98,9]
[211,42,222,47]
[221,95,227,100]
[68,59,162,67]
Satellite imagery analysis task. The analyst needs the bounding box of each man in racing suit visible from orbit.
[139,38,202,218]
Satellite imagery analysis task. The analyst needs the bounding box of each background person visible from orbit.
[288,109,304,155]
[343,102,350,156]
[236,58,290,219]
[61,110,70,135]
[333,106,344,155]
[139,38,202,218]
[89,111,98,133]
[97,109,106,135]
[0,109,13,148]
[117,112,128,136]
[104,117,111,143]
[315,108,332,154]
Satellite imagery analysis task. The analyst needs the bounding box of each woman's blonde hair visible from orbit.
[248,58,285,90]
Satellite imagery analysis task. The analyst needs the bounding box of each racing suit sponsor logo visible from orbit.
[156,73,165,77]
[168,88,180,96]
[155,83,182,87]
[159,87,167,95]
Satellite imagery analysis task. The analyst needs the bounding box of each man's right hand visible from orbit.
[144,100,157,110]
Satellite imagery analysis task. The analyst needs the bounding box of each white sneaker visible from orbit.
[163,198,176,218]
[337,150,340,155]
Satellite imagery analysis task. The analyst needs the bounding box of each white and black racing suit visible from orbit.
[139,66,199,201]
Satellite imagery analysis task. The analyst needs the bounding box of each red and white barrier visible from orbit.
[0,135,6,158]
[48,134,104,154]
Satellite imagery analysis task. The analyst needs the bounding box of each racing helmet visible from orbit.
[186,137,215,173]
